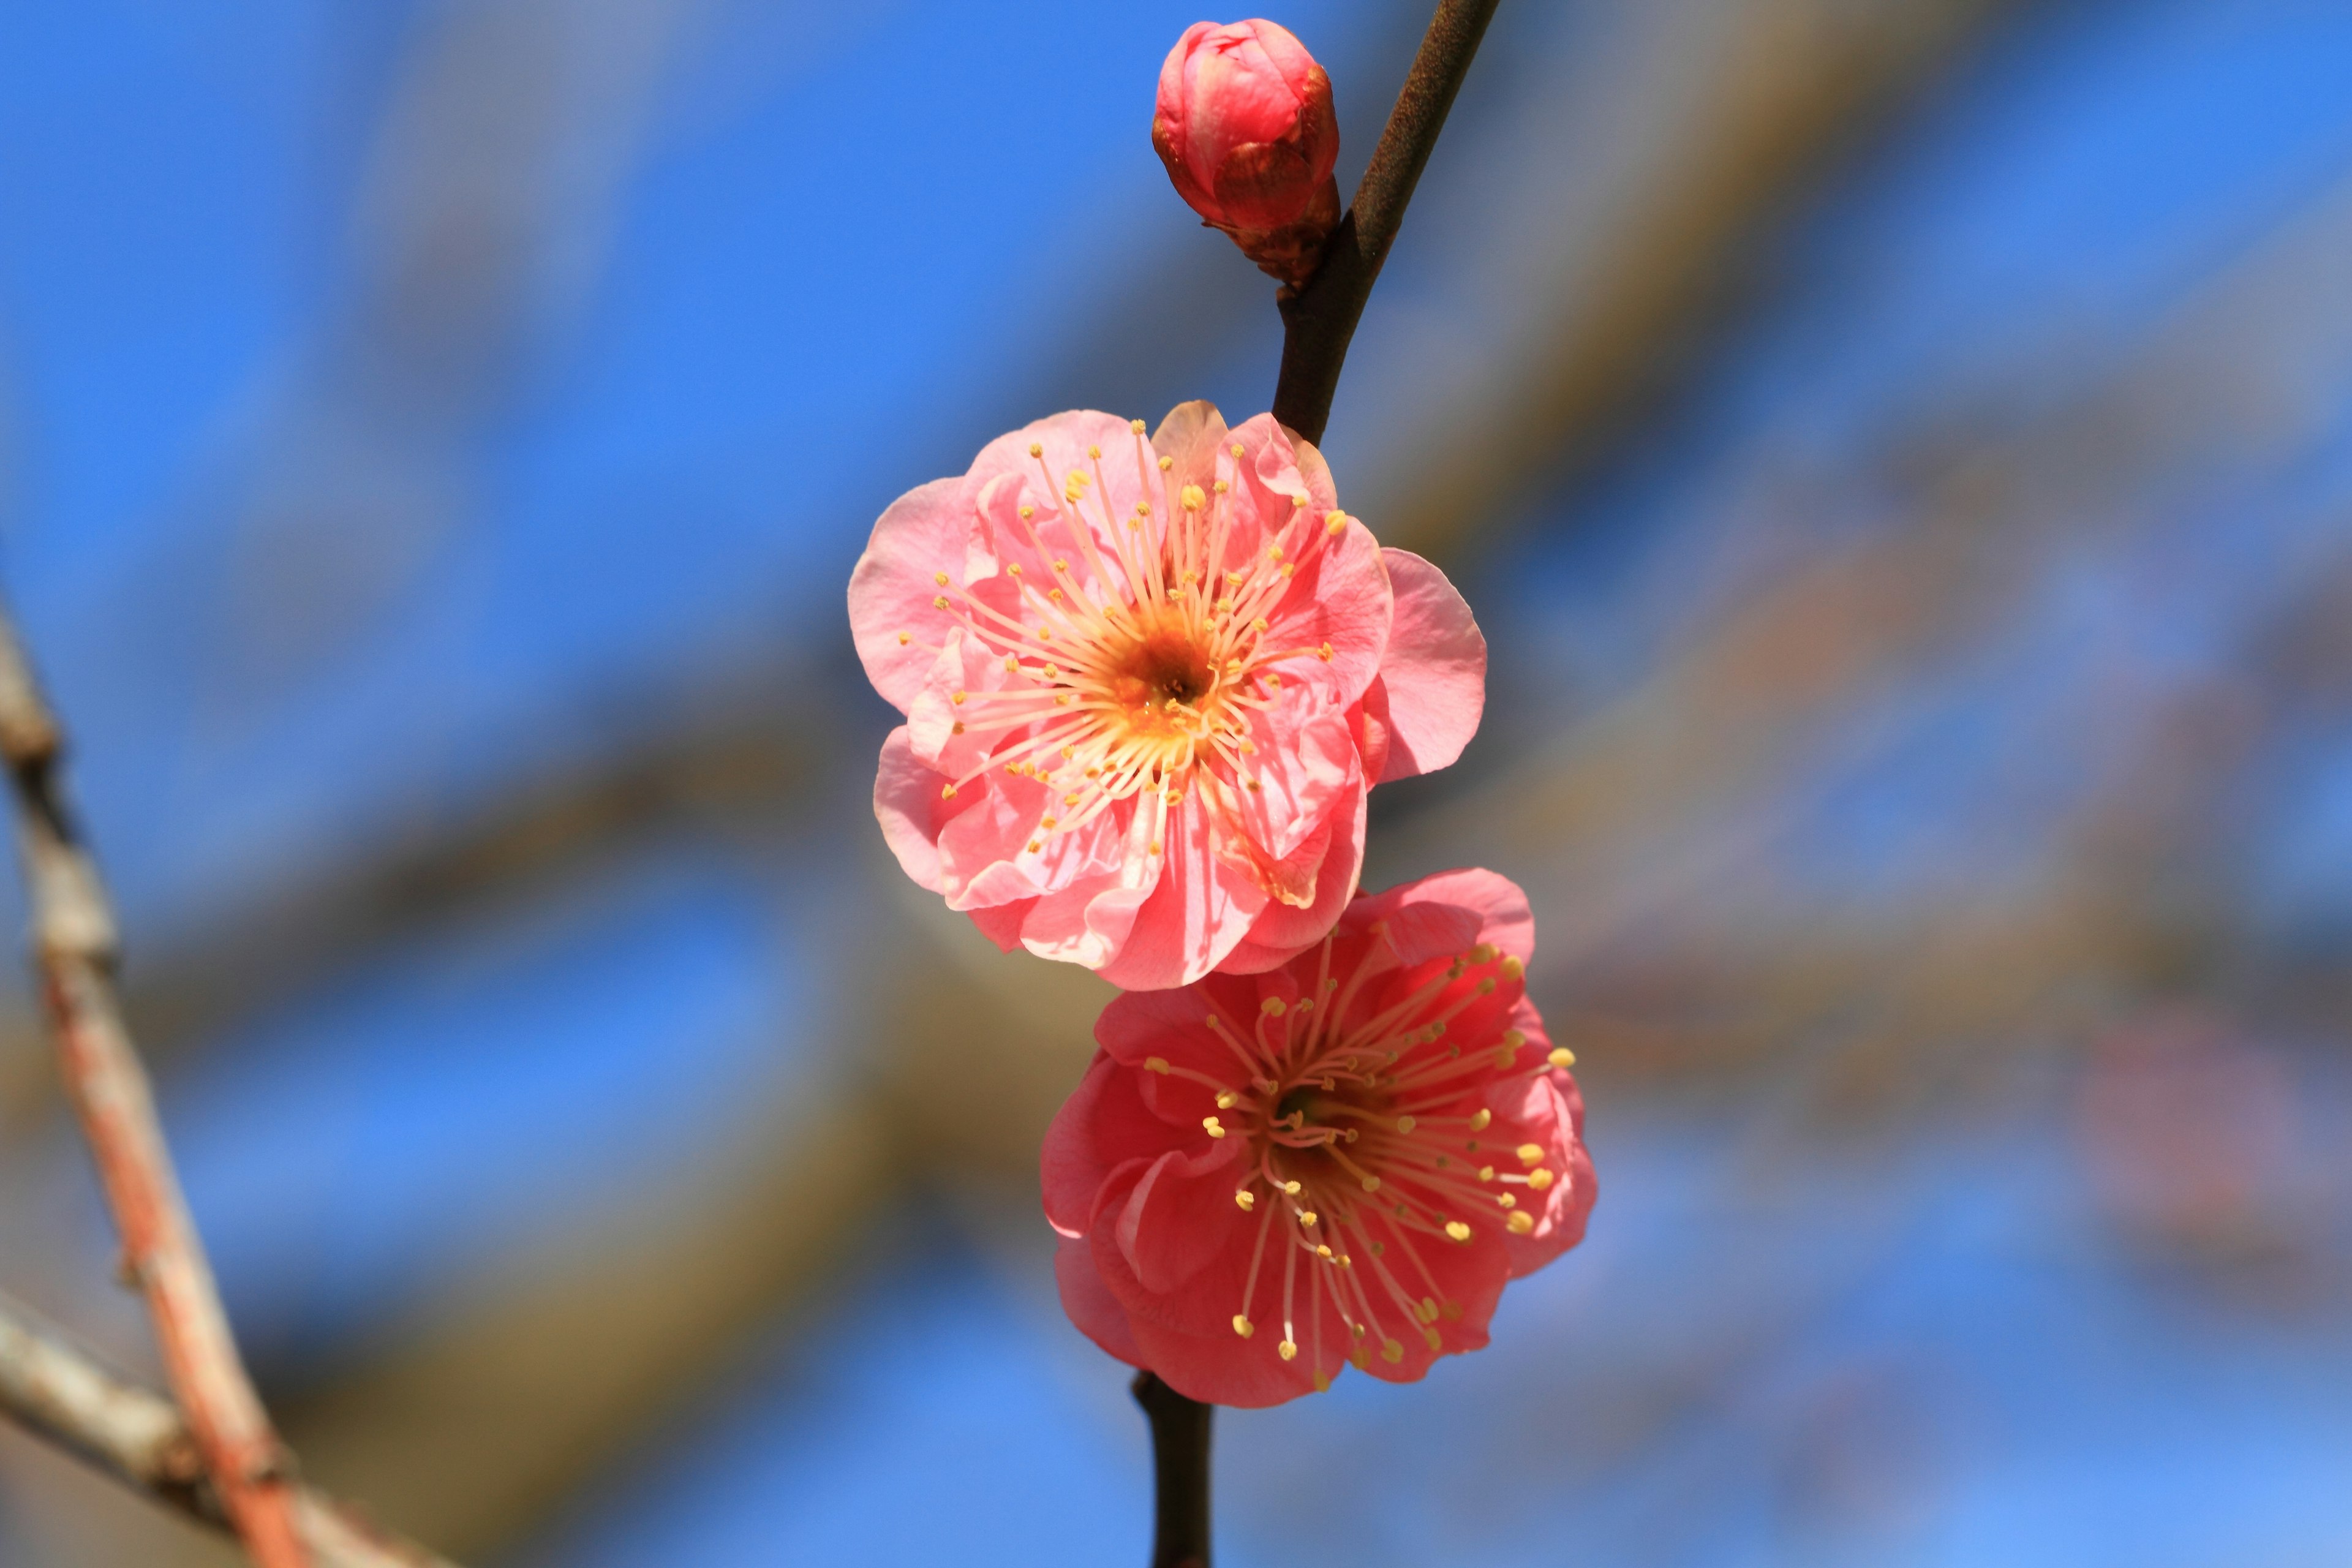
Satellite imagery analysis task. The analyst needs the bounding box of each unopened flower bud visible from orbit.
[1153,18,1341,287]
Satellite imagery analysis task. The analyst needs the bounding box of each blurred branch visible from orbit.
[0,1296,459,1568]
[1273,0,1502,443]
[1376,0,2015,561]
[0,609,314,1568]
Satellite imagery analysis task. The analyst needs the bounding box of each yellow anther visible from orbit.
[1028,442,1043,457]
[1528,1167,1555,1191]
[1087,445,1101,459]
[1203,1116,1226,1138]
[1130,418,1146,434]
[1418,1297,1439,1323]
[1477,978,1497,995]
[1232,1314,1254,1338]
[1500,956,1525,981]
[1145,1057,1170,1074]
[1159,454,1174,470]
[1235,1190,1255,1212]
[1507,1211,1536,1235]
[1041,816,1057,829]
[1213,479,1229,493]
[1517,1144,1545,1167]
[1019,504,1035,519]
[1007,563,1022,576]
[1548,1047,1577,1069]
[1149,842,1162,855]
[1053,558,1067,571]
[1282,1180,1302,1195]
[1215,1091,1236,1109]
[1325,510,1348,535]
[951,721,965,735]
[1360,1175,1381,1193]
[1478,1165,1496,1182]
[1026,840,1040,853]
[1314,1373,1331,1392]
[949,691,967,706]
[1003,655,1017,671]
[1225,658,1242,674]
[1470,943,1498,965]
[1135,502,1152,517]
[1261,997,1287,1016]
[1291,494,1308,510]
[934,571,949,586]
[1469,1109,1492,1131]
[1049,588,1063,601]
[1230,443,1245,457]
[1498,1193,1517,1209]
[1265,673,1282,689]
[897,630,911,645]
[1317,641,1333,661]
[1381,1339,1404,1364]
[940,784,957,799]
[1180,484,1205,511]
[1315,1245,1332,1259]
[1251,617,1269,632]
[1395,1115,1417,1133]
[1278,1340,1298,1362]
[1266,546,1283,562]
[1444,1221,1471,1242]
[1299,1211,1318,1227]
[932,595,948,609]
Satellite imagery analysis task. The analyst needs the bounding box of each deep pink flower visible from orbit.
[1042,869,1594,1407]
[1153,20,1342,284]
[850,404,1483,990]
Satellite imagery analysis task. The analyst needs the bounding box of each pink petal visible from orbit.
[872,726,949,893]
[847,478,975,714]
[1096,795,1272,989]
[1055,1234,1146,1369]
[1374,548,1486,782]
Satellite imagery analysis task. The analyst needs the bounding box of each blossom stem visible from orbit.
[1272,0,1504,443]
[1131,1371,1214,1568]
[0,605,315,1568]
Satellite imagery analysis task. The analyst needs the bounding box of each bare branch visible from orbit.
[1272,0,1503,443]
[0,1296,460,1568]
[1131,1371,1212,1568]
[0,606,314,1567]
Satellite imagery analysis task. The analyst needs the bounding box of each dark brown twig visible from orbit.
[0,1295,459,1567]
[1272,0,1504,443]
[0,608,314,1568]
[1131,1372,1213,1568]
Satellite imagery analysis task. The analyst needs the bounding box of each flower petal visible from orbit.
[1374,548,1486,781]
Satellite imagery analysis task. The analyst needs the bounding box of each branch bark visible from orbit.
[1131,1372,1212,1568]
[0,607,314,1568]
[0,1296,460,1568]
[1272,0,1504,443]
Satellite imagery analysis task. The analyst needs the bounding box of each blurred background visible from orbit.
[3,0,2351,1562]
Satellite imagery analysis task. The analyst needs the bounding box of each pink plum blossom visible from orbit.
[1154,19,1341,284]
[849,404,1483,991]
[1042,869,1594,1407]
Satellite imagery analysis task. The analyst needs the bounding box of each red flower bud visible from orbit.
[1153,19,1341,287]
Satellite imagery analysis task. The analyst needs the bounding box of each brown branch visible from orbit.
[1272,0,1504,443]
[0,608,314,1568]
[1131,1372,1212,1568]
[0,1295,460,1568]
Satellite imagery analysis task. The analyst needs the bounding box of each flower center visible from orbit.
[1146,928,1567,1385]
[908,423,1349,862]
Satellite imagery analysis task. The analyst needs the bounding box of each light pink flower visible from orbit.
[1153,20,1341,285]
[850,404,1482,991]
[1042,869,1594,1407]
